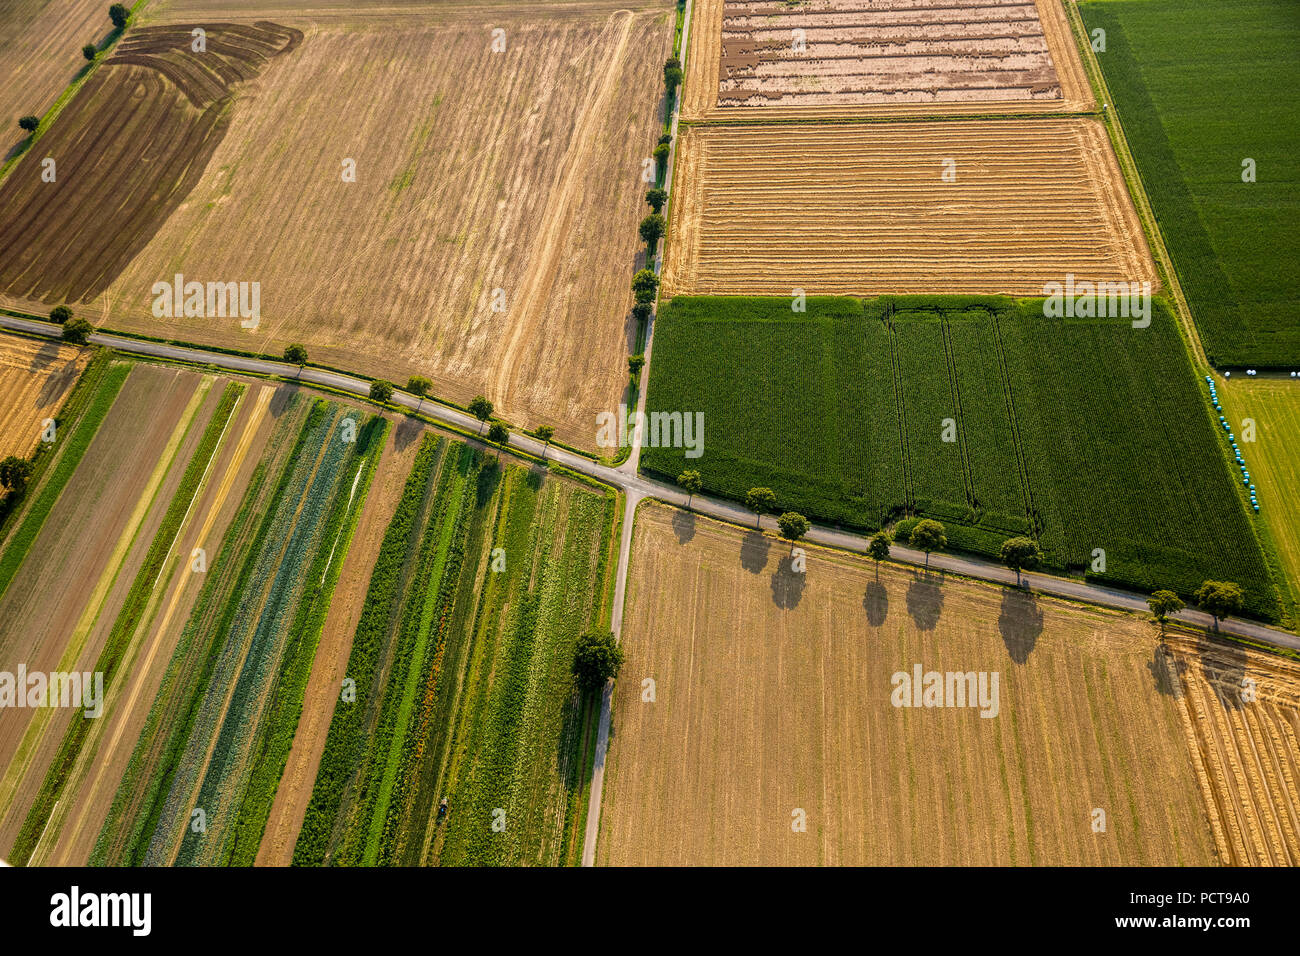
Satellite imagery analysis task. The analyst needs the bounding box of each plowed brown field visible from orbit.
[1166,635,1300,866]
[662,117,1156,296]
[685,0,1091,120]
[0,22,300,305]
[0,336,88,459]
[89,2,672,452]
[597,503,1217,866]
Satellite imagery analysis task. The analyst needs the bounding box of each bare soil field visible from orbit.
[0,22,301,305]
[597,502,1218,866]
[685,0,1091,120]
[255,414,424,866]
[0,336,88,459]
[662,117,1156,296]
[0,0,106,156]
[79,1,674,451]
[1165,634,1300,866]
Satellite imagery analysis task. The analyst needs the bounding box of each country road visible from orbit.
[8,314,1297,664]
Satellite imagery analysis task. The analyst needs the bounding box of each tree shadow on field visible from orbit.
[28,340,60,372]
[671,508,695,545]
[739,530,769,573]
[392,414,422,452]
[558,688,589,798]
[905,572,943,631]
[1198,636,1249,711]
[1147,642,1186,698]
[36,358,81,407]
[475,458,502,507]
[770,554,806,610]
[998,588,1044,664]
[269,382,299,418]
[864,579,888,627]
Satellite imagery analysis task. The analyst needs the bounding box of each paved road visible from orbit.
[28,310,1273,654]
[6,226,1299,870]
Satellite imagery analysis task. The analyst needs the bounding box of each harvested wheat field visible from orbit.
[0,22,301,307]
[1164,634,1300,866]
[0,335,88,458]
[662,117,1155,296]
[597,502,1217,866]
[684,0,1091,120]
[0,0,108,156]
[88,1,673,451]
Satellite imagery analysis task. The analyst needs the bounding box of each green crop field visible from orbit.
[643,295,1279,619]
[91,396,386,866]
[293,436,617,867]
[1080,0,1300,367]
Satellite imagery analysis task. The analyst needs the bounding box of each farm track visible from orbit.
[662,118,1156,296]
[0,336,88,459]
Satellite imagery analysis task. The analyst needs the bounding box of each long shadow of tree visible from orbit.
[905,572,943,631]
[739,530,769,573]
[1147,641,1186,698]
[863,579,888,627]
[770,554,806,610]
[672,508,696,545]
[998,588,1044,664]
[393,414,423,452]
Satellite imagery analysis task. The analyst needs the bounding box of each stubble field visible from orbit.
[597,503,1222,866]
[1165,633,1300,866]
[92,1,673,451]
[0,336,88,459]
[0,21,302,304]
[662,118,1155,296]
[0,0,107,156]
